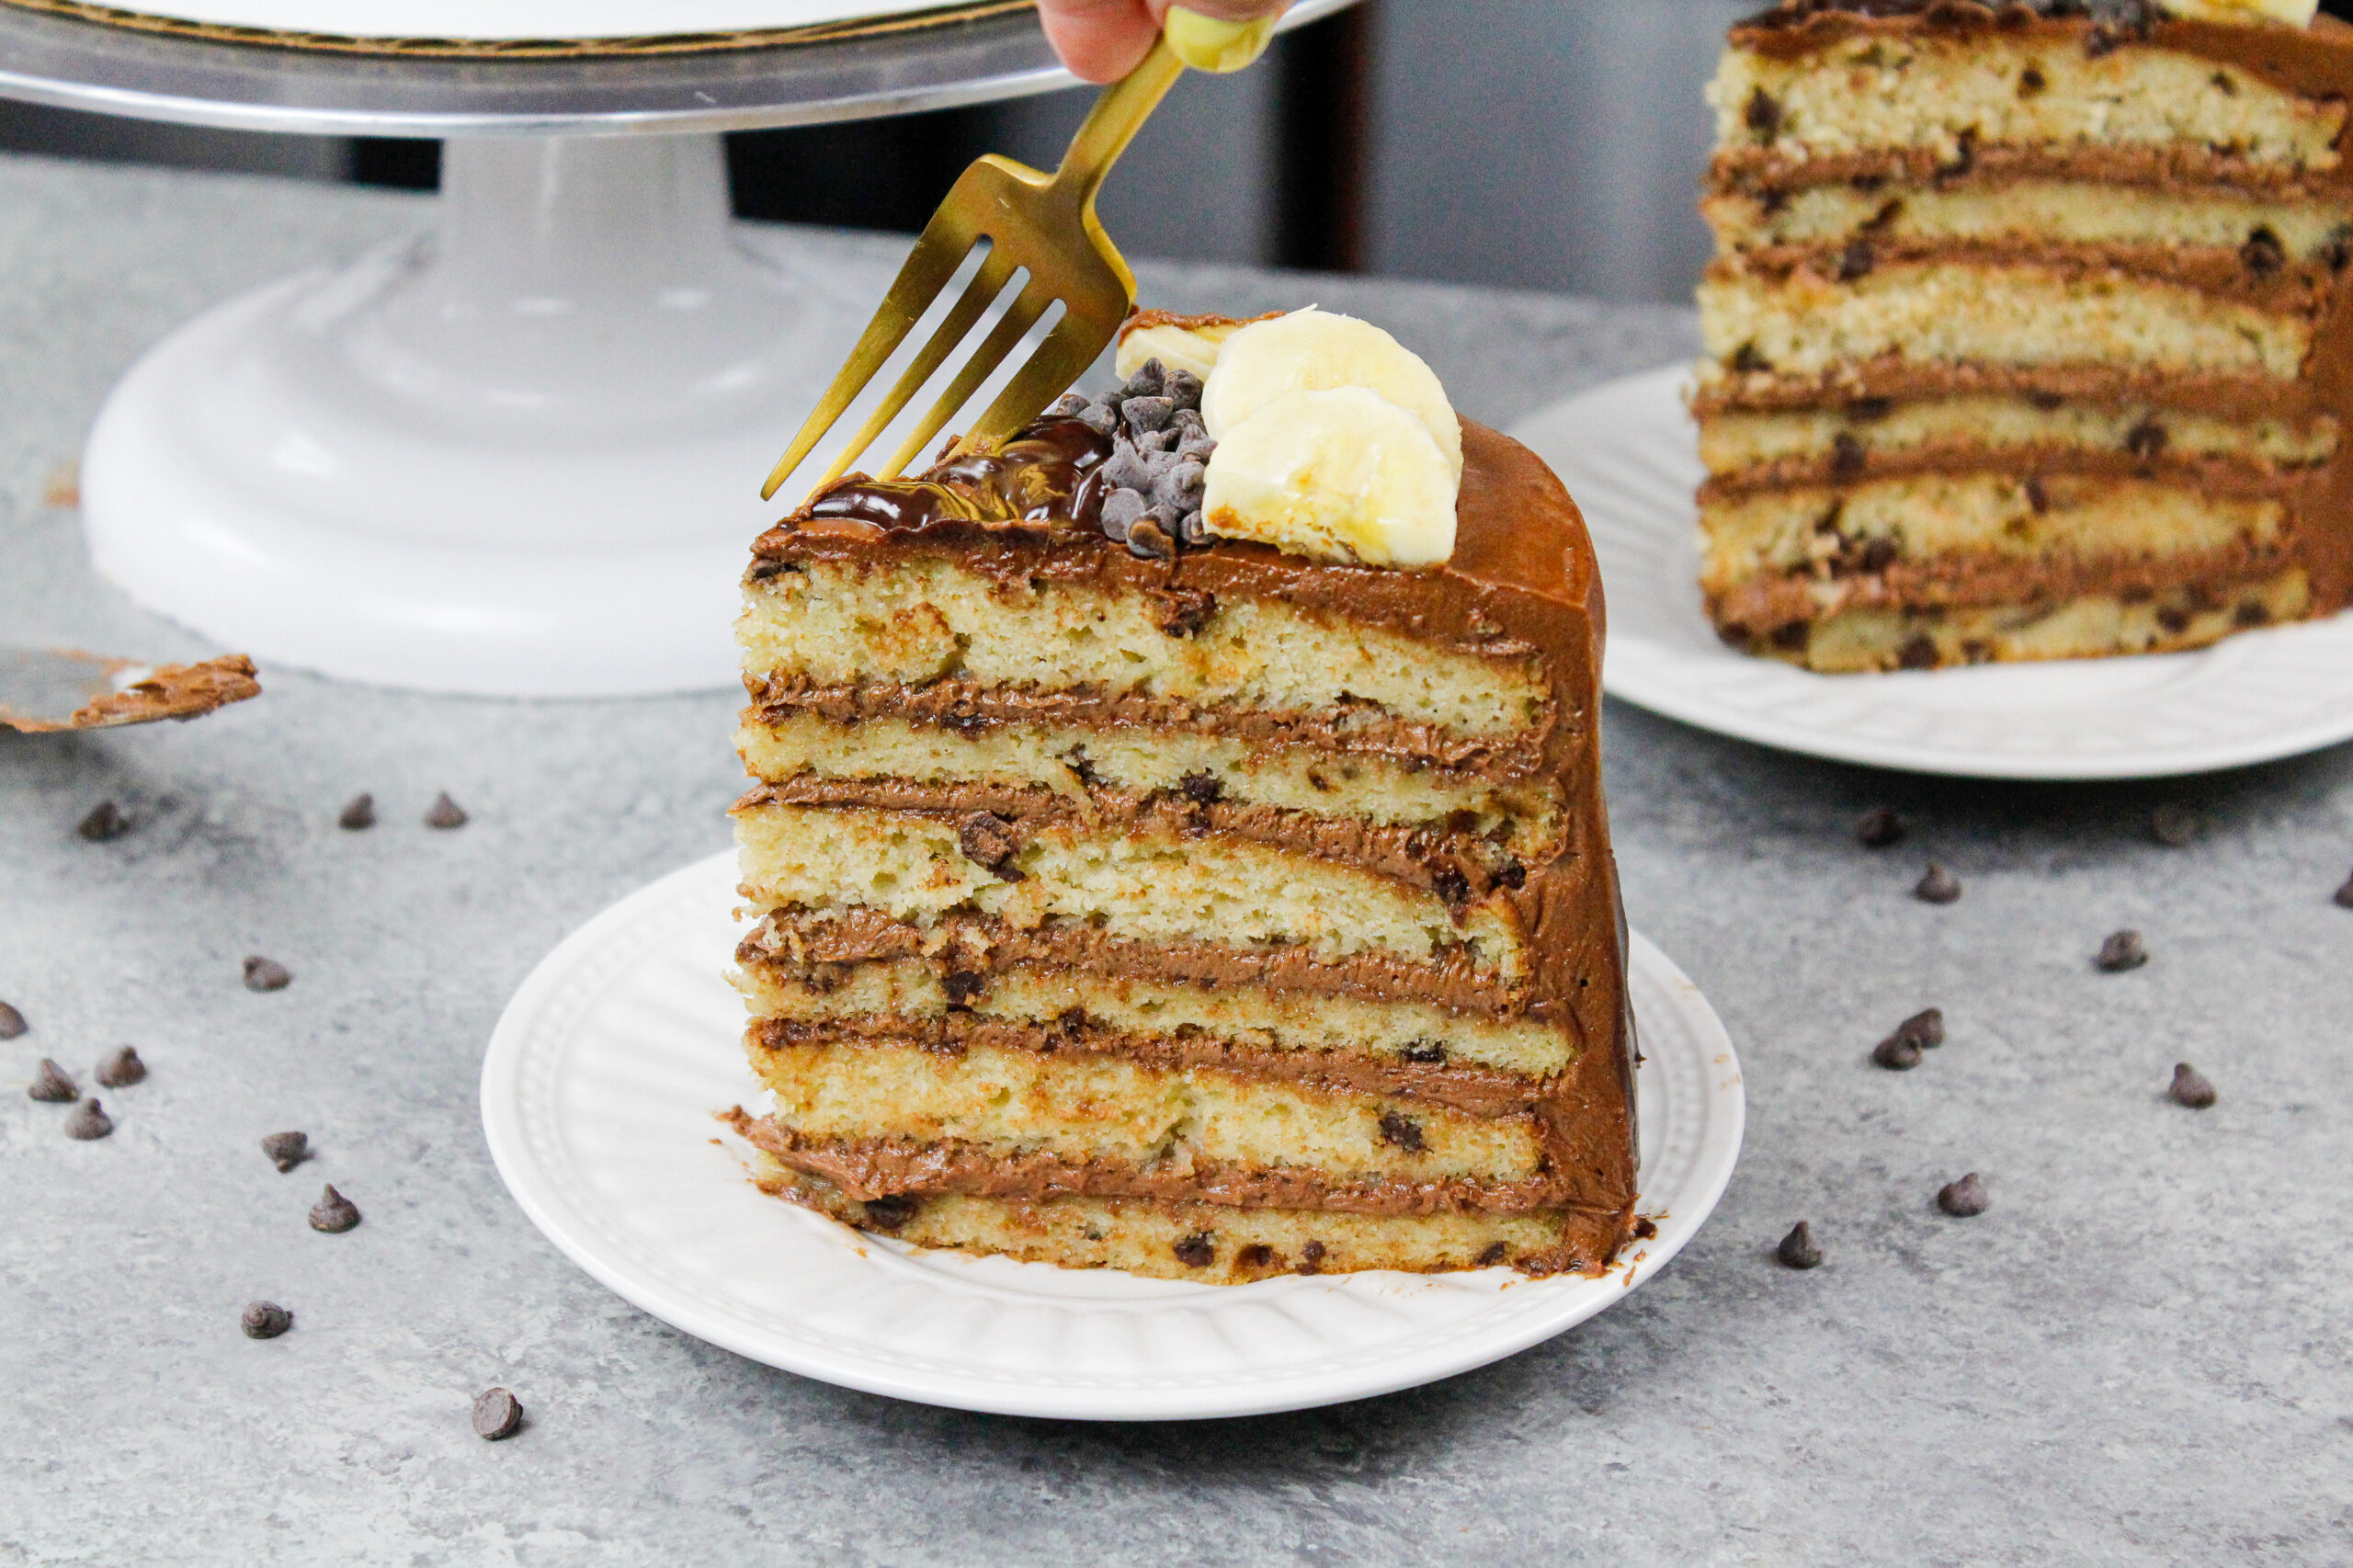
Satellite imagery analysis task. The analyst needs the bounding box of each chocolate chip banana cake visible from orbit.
[1698,0,2353,671]
[728,308,1639,1284]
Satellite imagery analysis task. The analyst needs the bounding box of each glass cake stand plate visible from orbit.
[480,850,1745,1421]
[1511,365,2353,780]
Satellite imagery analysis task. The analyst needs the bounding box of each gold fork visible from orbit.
[759,7,1278,506]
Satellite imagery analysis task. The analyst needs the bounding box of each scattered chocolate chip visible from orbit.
[77,801,128,842]
[0,1000,25,1039]
[2095,929,2148,972]
[1896,633,1940,671]
[1856,807,1907,848]
[1126,517,1175,561]
[1831,431,1867,475]
[941,969,983,1008]
[1378,1110,1427,1153]
[1730,342,1770,375]
[261,1131,310,1173]
[243,956,292,993]
[472,1388,524,1441]
[1914,863,1961,904]
[1177,770,1223,807]
[1632,1216,1659,1241]
[957,812,1026,882]
[1400,1040,1449,1065]
[1236,1243,1275,1269]
[1896,1007,1946,1048]
[1937,1172,1988,1217]
[2017,63,2046,97]
[1777,1221,1824,1268]
[241,1301,292,1340]
[2335,871,2353,909]
[1474,1241,1510,1267]
[1836,240,1875,282]
[1744,85,1782,140]
[425,792,469,830]
[63,1097,112,1140]
[2149,804,2198,847]
[2155,604,2192,636]
[2168,1062,2218,1109]
[1172,1232,1215,1268]
[1872,1032,1923,1070]
[1431,867,1470,906]
[2233,599,2269,629]
[95,1047,145,1088]
[2124,418,2169,464]
[2240,225,2286,277]
[338,793,376,831]
[1299,1239,1326,1273]
[308,1184,361,1233]
[28,1058,77,1103]
[861,1193,921,1231]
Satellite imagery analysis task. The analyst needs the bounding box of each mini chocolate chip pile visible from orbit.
[1046,358,1214,560]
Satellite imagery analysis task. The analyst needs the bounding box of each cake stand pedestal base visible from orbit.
[83,134,849,696]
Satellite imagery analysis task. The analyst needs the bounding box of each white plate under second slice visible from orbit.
[1511,365,2353,780]
[481,851,1745,1422]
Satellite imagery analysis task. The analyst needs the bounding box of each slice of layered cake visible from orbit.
[728,308,1639,1283]
[1697,0,2353,671]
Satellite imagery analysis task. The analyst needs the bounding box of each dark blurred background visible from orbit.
[8,0,2347,304]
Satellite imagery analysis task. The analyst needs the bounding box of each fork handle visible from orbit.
[1047,38,1188,210]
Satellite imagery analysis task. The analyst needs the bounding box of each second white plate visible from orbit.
[1512,365,2353,779]
[481,851,1744,1422]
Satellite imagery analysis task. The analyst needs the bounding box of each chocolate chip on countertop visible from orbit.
[241,1301,292,1340]
[1937,1173,1988,1217]
[1777,1221,1824,1269]
[261,1131,311,1173]
[1172,1233,1215,1268]
[2168,1062,2219,1109]
[472,1388,524,1441]
[308,1184,361,1233]
[2095,929,2148,972]
[243,956,292,993]
[1856,808,1907,848]
[424,792,469,830]
[1872,1032,1923,1071]
[63,1097,112,1140]
[94,1047,145,1088]
[77,801,129,842]
[28,1058,77,1102]
[1896,1007,1946,1048]
[957,812,1026,883]
[2333,870,2353,909]
[1914,863,1962,904]
[338,793,376,831]
[2149,804,2197,847]
[0,1000,25,1039]
[1378,1110,1427,1153]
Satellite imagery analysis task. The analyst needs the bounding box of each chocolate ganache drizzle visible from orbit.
[799,359,1216,561]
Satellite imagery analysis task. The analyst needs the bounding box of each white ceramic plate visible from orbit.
[481,851,1745,1421]
[65,0,979,43]
[1511,365,2353,779]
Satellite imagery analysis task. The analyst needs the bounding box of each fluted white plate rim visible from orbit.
[1510,364,2353,780]
[481,850,1745,1421]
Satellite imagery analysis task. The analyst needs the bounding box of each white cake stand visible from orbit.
[0,2,1350,694]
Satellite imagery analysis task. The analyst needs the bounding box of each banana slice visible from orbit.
[1201,386,1457,567]
[1114,314,1266,382]
[2161,0,2315,22]
[1200,308,1462,478]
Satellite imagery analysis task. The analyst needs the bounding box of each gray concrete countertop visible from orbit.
[3,154,2348,1567]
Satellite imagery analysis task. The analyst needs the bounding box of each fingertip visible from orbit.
[1040,0,1159,82]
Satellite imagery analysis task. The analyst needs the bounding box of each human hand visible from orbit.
[1037,0,1292,83]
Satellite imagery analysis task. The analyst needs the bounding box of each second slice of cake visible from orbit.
[732,309,1638,1284]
